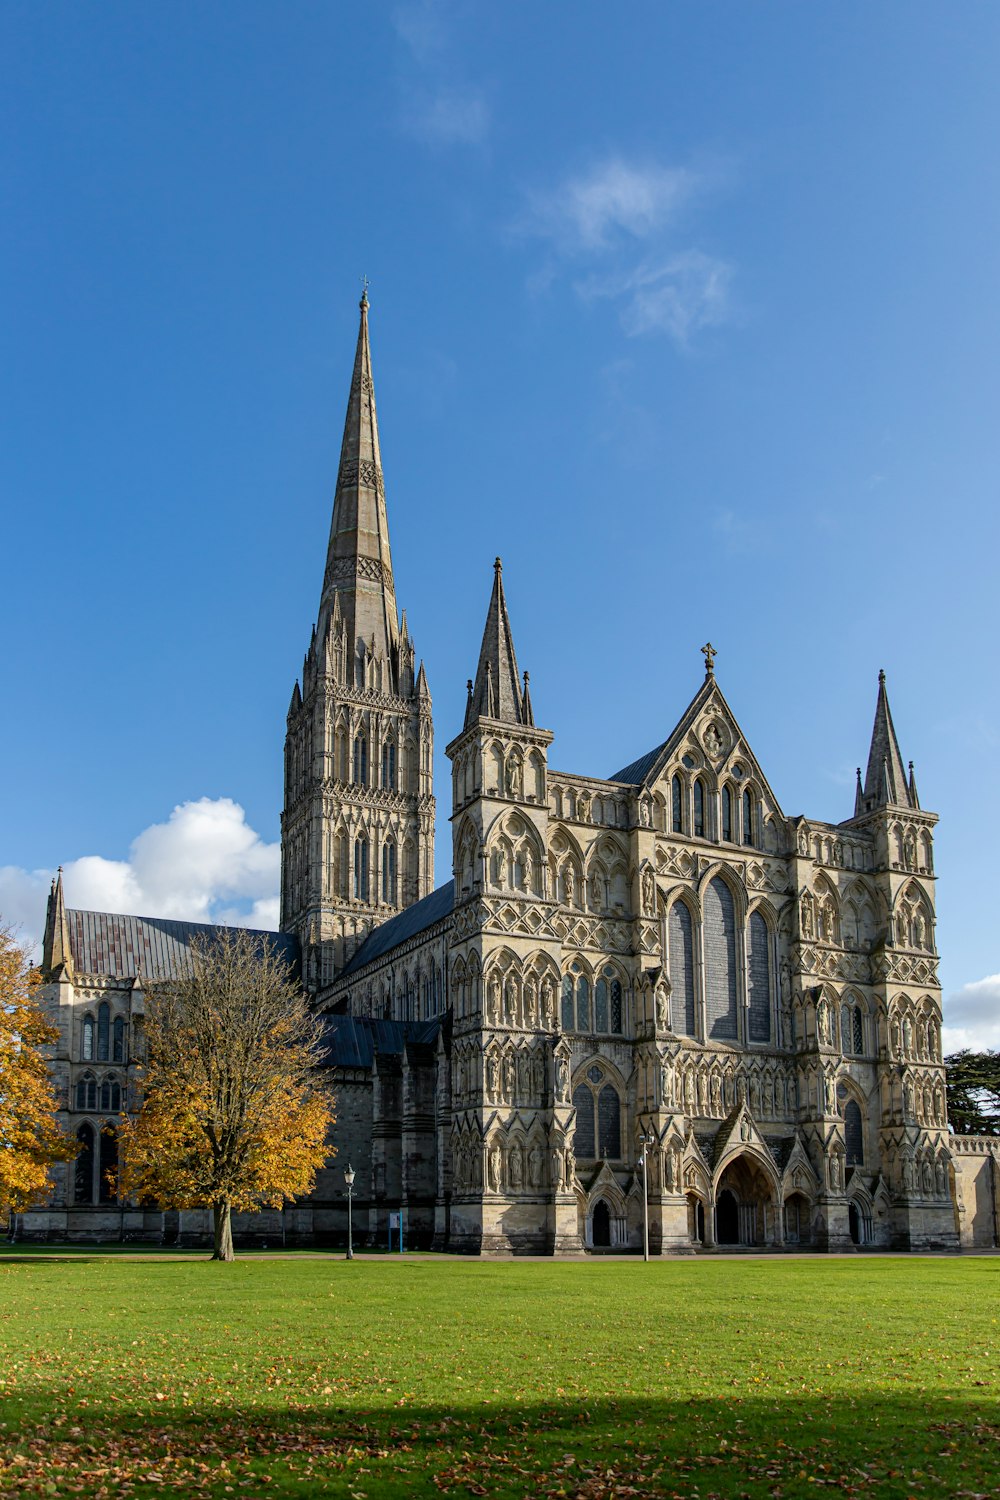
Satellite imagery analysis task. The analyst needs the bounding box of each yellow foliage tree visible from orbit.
[119,927,335,1261]
[0,925,77,1217]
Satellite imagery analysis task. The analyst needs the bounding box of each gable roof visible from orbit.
[339,880,455,978]
[320,1014,441,1068]
[65,909,299,981]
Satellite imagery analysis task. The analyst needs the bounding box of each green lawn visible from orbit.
[0,1253,997,1499]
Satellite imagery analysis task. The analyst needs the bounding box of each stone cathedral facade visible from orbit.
[27,296,999,1252]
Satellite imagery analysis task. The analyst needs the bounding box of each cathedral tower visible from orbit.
[281,294,435,991]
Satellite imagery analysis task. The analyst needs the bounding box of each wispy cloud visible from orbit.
[392,1,490,147]
[0,797,279,955]
[943,973,1000,1054]
[515,156,733,348]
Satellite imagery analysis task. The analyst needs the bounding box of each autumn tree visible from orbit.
[119,927,335,1261]
[0,924,77,1218]
[945,1049,1000,1136]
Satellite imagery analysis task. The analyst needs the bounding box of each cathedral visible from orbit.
[29,295,999,1252]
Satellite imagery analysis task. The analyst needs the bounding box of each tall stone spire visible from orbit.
[465,558,530,727]
[42,868,73,978]
[318,290,399,669]
[861,669,911,811]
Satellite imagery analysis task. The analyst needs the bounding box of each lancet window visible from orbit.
[704,877,738,1040]
[96,1003,110,1062]
[354,837,369,901]
[572,1068,623,1161]
[747,911,772,1044]
[671,775,684,834]
[669,900,696,1036]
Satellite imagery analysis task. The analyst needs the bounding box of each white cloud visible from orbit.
[523,158,698,254]
[392,0,490,147]
[0,798,280,955]
[403,85,490,146]
[943,974,1000,1054]
[576,251,732,347]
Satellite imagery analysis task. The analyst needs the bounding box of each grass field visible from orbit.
[0,1253,997,1499]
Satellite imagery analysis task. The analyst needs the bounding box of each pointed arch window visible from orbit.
[693,779,706,839]
[844,1099,864,1166]
[96,1003,110,1062]
[594,976,609,1033]
[743,790,755,847]
[353,735,368,787]
[671,775,684,834]
[100,1076,122,1112]
[704,877,738,1040]
[576,974,591,1032]
[382,841,397,905]
[597,1085,622,1159]
[99,1126,119,1203]
[572,1084,596,1158]
[76,1073,97,1111]
[561,976,574,1032]
[75,1124,95,1204]
[669,901,696,1037]
[112,1015,126,1064]
[382,740,396,790]
[610,977,623,1034]
[841,1000,865,1057]
[82,1014,95,1062]
[721,785,733,842]
[354,837,369,901]
[747,912,772,1044]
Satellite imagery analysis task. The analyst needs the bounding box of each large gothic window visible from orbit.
[671,775,684,834]
[844,1099,864,1166]
[75,1124,95,1204]
[354,837,369,901]
[747,912,772,1044]
[704,877,738,1040]
[573,1072,623,1161]
[669,901,696,1037]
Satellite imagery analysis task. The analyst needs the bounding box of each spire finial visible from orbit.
[701,641,717,678]
[495,556,502,574]
[360,274,370,310]
[878,668,886,685]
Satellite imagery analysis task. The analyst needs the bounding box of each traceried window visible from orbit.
[669,901,696,1037]
[112,1015,126,1063]
[743,790,755,847]
[382,841,397,904]
[353,837,369,901]
[671,775,684,834]
[704,877,737,1040]
[573,1070,623,1161]
[82,1014,95,1061]
[597,1085,621,1158]
[844,1099,864,1166]
[693,779,706,839]
[841,999,865,1056]
[76,1073,97,1111]
[100,1076,122,1112]
[561,976,574,1032]
[747,912,772,1044]
[721,785,733,842]
[576,974,590,1032]
[593,970,624,1035]
[572,1083,596,1158]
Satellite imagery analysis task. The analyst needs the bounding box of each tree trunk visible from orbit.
[212,1199,235,1261]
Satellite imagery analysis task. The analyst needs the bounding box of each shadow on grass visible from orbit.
[2,1393,997,1499]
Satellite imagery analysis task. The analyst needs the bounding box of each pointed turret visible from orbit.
[42,868,73,978]
[908,761,920,809]
[318,291,400,671]
[861,670,910,812]
[854,767,864,818]
[465,558,530,727]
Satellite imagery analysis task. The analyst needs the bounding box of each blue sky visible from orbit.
[2,3,998,1045]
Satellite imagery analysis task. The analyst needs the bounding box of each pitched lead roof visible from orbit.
[339,880,455,977]
[66,909,299,981]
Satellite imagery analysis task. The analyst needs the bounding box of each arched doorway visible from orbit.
[592,1199,611,1247]
[716,1188,739,1244]
[848,1202,860,1244]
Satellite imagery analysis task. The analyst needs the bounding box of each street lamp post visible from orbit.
[637,1131,655,1262]
[344,1164,355,1260]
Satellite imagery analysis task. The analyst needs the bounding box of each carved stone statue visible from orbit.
[528,1144,542,1190]
[655,983,669,1031]
[488,974,501,1025]
[830,1153,842,1192]
[800,896,814,939]
[509,1144,523,1191]
[642,867,655,915]
[550,1148,564,1191]
[488,1143,502,1193]
[506,759,522,797]
[541,976,555,1025]
[554,1052,569,1102]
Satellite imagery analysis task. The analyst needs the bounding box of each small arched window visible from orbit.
[561,976,574,1031]
[610,977,623,1034]
[721,785,733,842]
[100,1076,122,1112]
[844,1099,864,1165]
[112,1015,126,1063]
[382,841,397,904]
[82,1014,95,1062]
[75,1124,95,1204]
[594,977,609,1033]
[743,790,755,847]
[693,779,706,839]
[76,1073,97,1111]
[97,1002,110,1061]
[841,1001,865,1056]
[576,974,591,1032]
[671,775,684,834]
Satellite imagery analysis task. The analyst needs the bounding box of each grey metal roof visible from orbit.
[66,909,299,981]
[320,1014,441,1069]
[339,881,454,977]
[609,739,670,786]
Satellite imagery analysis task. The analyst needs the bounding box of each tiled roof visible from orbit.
[320,1014,441,1069]
[66,909,299,981]
[339,881,455,978]
[608,739,669,786]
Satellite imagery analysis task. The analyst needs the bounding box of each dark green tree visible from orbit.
[945,1050,1000,1136]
